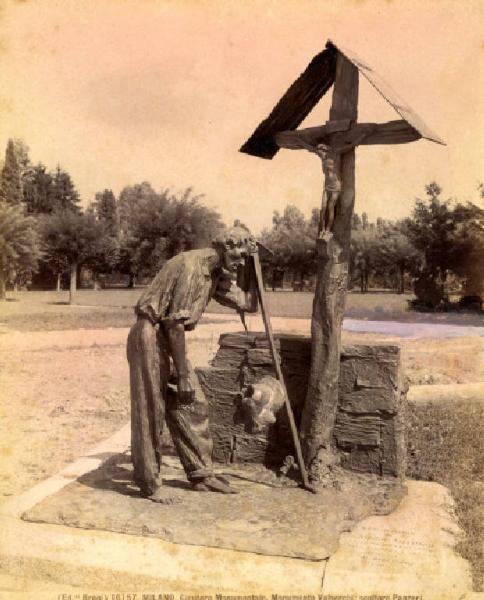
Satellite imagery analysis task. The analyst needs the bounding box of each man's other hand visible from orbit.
[178,376,195,404]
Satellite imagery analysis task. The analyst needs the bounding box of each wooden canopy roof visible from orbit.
[240,40,444,160]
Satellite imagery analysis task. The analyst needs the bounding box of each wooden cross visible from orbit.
[240,41,443,480]
[275,118,420,235]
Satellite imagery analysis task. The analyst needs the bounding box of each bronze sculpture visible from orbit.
[127,227,258,503]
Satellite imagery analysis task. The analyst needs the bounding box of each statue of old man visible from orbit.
[127,227,258,503]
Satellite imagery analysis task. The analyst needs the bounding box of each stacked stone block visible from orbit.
[196,332,406,477]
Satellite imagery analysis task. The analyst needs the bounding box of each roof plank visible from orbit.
[239,45,337,159]
[240,40,444,160]
[329,40,445,145]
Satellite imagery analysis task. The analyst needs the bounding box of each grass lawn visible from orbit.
[407,399,484,590]
[2,288,482,332]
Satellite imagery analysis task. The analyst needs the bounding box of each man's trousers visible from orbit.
[127,317,214,495]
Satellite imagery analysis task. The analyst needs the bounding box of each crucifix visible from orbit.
[240,40,443,481]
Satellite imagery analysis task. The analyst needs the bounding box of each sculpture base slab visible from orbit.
[23,450,405,561]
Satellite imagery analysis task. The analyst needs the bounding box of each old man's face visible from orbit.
[222,242,248,273]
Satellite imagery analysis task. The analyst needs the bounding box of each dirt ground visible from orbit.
[0,342,129,498]
[0,333,220,500]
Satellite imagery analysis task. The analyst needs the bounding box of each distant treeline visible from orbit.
[0,137,483,309]
[260,183,483,308]
[0,138,223,302]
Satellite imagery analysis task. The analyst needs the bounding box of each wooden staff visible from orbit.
[251,250,317,493]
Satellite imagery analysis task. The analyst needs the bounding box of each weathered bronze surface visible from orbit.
[128,231,258,501]
[197,332,407,478]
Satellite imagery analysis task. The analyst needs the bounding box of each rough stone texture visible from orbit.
[196,332,407,477]
[22,451,405,561]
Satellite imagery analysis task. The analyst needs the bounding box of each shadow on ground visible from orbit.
[22,451,406,561]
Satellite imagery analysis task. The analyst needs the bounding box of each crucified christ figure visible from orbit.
[304,130,374,234]
[275,123,376,235]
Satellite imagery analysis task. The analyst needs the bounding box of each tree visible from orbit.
[156,188,218,257]
[117,234,139,288]
[405,182,484,307]
[117,182,161,285]
[117,184,223,284]
[51,166,81,213]
[90,189,118,235]
[377,221,421,293]
[450,199,484,298]
[404,182,484,307]
[0,140,23,205]
[0,202,42,299]
[350,227,380,292]
[12,139,33,202]
[233,218,250,231]
[260,205,316,288]
[85,189,120,288]
[404,183,456,306]
[118,181,159,232]
[12,139,31,176]
[351,213,362,230]
[23,164,55,214]
[18,159,81,216]
[37,215,69,292]
[42,210,103,303]
[478,182,484,204]
[83,224,120,289]
[406,182,455,281]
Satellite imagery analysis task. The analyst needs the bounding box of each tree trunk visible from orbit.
[0,270,6,300]
[362,268,368,293]
[299,54,359,479]
[76,264,82,289]
[399,265,405,294]
[56,272,61,292]
[69,262,77,305]
[93,272,100,290]
[299,269,306,291]
[128,273,136,288]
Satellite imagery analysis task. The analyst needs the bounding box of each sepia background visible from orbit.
[0,0,483,233]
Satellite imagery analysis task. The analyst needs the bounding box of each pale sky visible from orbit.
[0,0,482,233]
